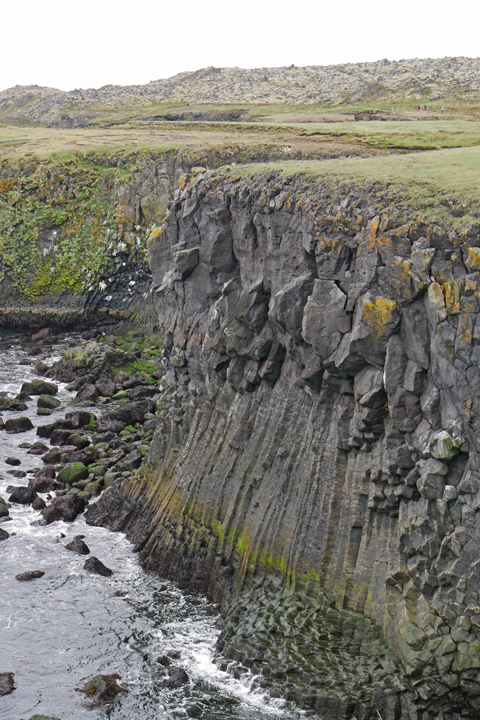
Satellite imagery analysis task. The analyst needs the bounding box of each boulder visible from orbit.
[111,449,142,473]
[16,570,45,581]
[0,672,15,695]
[65,410,95,428]
[7,469,27,478]
[8,486,37,505]
[78,673,126,705]
[40,494,86,524]
[21,379,58,395]
[37,419,73,438]
[27,441,49,455]
[84,556,113,576]
[57,463,89,485]
[5,416,34,433]
[37,394,61,410]
[0,527,9,540]
[5,457,21,466]
[65,536,90,555]
[0,396,27,412]
[96,400,155,433]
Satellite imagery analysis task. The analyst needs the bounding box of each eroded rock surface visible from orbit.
[88,173,480,718]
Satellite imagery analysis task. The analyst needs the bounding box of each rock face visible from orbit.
[87,171,480,718]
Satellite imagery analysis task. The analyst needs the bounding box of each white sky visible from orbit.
[2,0,479,92]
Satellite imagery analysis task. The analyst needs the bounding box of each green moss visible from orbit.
[0,151,150,300]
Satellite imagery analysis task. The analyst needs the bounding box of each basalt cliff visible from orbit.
[84,168,480,719]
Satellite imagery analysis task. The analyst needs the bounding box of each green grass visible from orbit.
[222,145,480,227]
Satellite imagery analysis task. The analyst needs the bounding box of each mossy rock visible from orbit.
[57,462,88,484]
[84,481,102,497]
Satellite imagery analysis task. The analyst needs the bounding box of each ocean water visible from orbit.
[0,331,304,720]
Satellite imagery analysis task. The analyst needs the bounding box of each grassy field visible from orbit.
[2,101,480,227]
[225,146,480,226]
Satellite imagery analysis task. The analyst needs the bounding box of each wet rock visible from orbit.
[0,396,28,412]
[7,469,27,478]
[50,428,76,446]
[31,328,51,343]
[32,496,46,510]
[57,463,89,484]
[0,672,15,695]
[33,360,51,376]
[0,498,9,517]
[83,556,113,576]
[8,486,37,505]
[21,379,58,395]
[155,666,189,687]
[37,394,61,410]
[16,570,45,581]
[78,673,127,705]
[42,448,64,465]
[27,441,50,455]
[65,535,90,555]
[66,433,91,450]
[65,410,95,429]
[40,494,86,524]
[5,457,21,465]
[0,527,9,540]
[36,418,73,438]
[15,391,32,402]
[64,448,96,466]
[5,416,34,433]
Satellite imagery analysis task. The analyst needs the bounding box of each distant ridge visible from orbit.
[1,57,479,127]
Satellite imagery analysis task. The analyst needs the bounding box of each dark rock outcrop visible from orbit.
[86,173,480,718]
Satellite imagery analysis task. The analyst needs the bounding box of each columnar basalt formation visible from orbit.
[88,170,480,719]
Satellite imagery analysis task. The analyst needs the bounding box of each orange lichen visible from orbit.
[362,295,398,336]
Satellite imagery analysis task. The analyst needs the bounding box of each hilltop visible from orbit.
[1,56,480,127]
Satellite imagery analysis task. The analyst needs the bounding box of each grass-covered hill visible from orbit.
[1,56,480,128]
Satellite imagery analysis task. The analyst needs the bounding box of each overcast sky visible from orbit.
[2,0,479,92]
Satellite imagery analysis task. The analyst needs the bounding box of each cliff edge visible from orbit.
[87,169,480,719]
